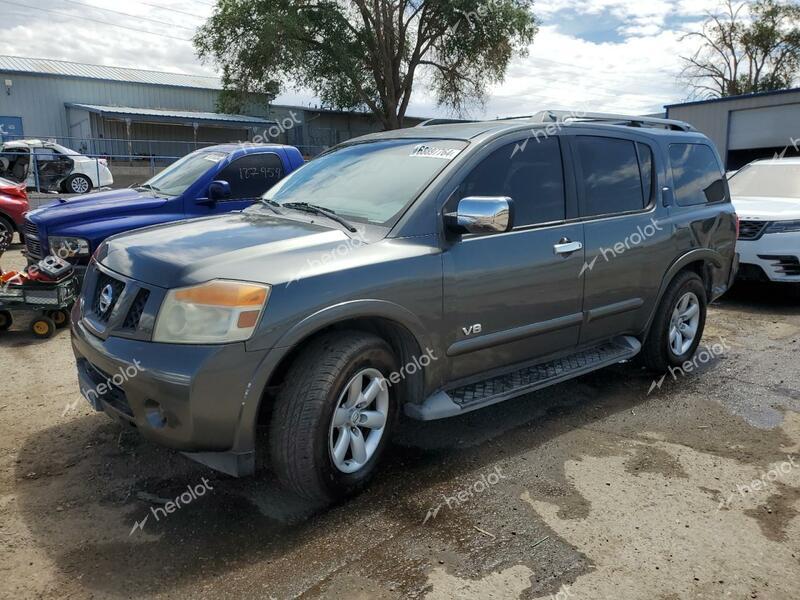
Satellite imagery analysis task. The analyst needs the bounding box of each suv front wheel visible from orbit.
[641,271,707,372]
[269,331,398,502]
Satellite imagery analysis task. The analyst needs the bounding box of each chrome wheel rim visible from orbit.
[71,177,89,193]
[328,367,389,474]
[669,291,700,356]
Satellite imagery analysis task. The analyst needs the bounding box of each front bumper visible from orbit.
[70,311,271,475]
[737,231,800,282]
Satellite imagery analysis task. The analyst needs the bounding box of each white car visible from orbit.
[0,139,113,194]
[729,158,800,288]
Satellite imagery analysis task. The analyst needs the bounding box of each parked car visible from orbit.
[0,177,29,244]
[0,139,113,193]
[70,112,738,503]
[728,158,800,291]
[24,143,304,273]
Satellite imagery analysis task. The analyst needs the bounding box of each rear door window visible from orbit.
[575,136,647,217]
[217,153,285,200]
[669,143,725,205]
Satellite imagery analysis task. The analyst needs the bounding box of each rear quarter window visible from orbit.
[669,143,726,206]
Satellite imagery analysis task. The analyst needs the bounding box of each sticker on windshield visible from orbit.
[409,144,460,160]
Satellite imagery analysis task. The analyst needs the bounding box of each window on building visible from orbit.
[217,153,285,200]
[454,136,566,227]
[669,143,725,205]
[576,136,647,216]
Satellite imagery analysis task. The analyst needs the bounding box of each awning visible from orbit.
[65,103,275,128]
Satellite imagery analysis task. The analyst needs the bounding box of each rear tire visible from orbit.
[0,216,14,248]
[64,174,92,195]
[0,310,12,331]
[30,315,56,339]
[47,309,69,328]
[641,271,707,372]
[269,331,398,503]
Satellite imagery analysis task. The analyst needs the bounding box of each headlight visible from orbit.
[153,280,270,344]
[49,236,90,258]
[766,220,800,234]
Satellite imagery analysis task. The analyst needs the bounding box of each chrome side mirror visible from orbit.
[447,196,514,235]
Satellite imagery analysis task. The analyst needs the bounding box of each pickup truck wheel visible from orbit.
[269,331,398,502]
[64,174,92,194]
[641,271,707,372]
[0,216,14,246]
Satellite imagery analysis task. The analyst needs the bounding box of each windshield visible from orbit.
[142,150,228,196]
[259,139,467,225]
[52,143,80,156]
[729,163,800,199]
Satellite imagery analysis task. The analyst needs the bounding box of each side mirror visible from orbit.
[447,196,514,235]
[207,180,231,202]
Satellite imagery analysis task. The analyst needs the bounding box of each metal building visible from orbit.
[0,55,425,159]
[666,88,800,170]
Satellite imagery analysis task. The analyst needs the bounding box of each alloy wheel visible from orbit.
[669,291,700,356]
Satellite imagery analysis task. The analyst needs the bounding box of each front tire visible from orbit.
[269,331,398,502]
[641,271,707,372]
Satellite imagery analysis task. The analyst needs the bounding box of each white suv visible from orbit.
[0,139,113,194]
[729,158,800,288]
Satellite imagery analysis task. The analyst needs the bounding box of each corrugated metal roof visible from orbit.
[0,55,222,90]
[67,103,274,125]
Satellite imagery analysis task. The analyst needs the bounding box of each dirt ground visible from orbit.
[1,240,799,600]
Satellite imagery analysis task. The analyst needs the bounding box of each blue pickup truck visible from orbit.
[23,143,304,268]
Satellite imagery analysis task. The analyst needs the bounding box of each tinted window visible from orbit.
[455,136,565,226]
[217,153,285,200]
[637,142,654,203]
[669,144,724,205]
[576,136,645,216]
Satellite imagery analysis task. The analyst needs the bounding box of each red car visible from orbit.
[0,177,28,244]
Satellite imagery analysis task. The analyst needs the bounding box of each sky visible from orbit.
[0,0,724,118]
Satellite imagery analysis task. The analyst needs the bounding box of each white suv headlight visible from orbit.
[766,220,800,234]
[50,236,90,258]
[153,280,271,344]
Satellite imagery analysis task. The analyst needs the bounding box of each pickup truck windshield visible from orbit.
[142,150,228,196]
[260,139,467,225]
[729,163,800,199]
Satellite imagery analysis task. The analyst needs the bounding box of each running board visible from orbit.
[405,336,641,421]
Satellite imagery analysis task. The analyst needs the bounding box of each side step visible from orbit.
[405,336,641,421]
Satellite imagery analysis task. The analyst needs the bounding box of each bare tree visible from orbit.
[680,0,800,98]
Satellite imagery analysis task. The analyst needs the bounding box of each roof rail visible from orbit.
[530,110,696,132]
[415,118,477,127]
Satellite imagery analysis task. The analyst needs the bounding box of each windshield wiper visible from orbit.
[135,183,162,193]
[281,202,358,232]
[257,198,283,215]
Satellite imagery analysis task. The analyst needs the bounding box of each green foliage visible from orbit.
[195,0,537,128]
[681,0,800,98]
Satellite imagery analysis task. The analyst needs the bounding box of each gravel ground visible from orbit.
[1,241,799,600]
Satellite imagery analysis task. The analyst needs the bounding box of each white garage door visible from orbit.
[728,103,800,150]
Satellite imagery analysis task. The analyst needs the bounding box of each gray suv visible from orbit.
[70,111,738,502]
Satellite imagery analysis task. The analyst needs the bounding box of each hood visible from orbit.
[26,188,167,228]
[99,212,360,288]
[732,195,800,221]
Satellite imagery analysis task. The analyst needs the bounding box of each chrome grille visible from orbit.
[738,220,769,241]
[23,219,43,258]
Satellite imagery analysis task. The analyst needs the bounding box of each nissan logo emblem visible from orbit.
[98,284,115,314]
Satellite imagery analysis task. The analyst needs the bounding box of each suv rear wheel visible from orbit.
[269,331,398,502]
[641,271,707,372]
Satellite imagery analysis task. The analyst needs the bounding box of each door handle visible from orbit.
[554,239,583,255]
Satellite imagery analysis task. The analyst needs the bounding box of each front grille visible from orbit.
[123,289,150,330]
[23,219,43,258]
[738,220,770,241]
[758,255,800,276]
[92,272,125,323]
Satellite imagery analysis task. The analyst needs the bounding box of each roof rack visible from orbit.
[530,110,696,132]
[415,118,478,127]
